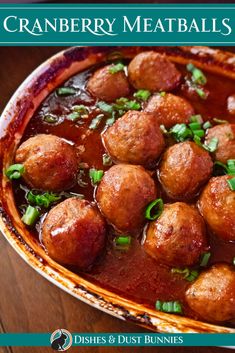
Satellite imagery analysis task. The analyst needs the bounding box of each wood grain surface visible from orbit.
[0,47,233,353]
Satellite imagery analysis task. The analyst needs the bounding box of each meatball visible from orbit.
[186,264,235,322]
[198,175,235,241]
[128,51,181,92]
[159,141,213,199]
[96,164,157,233]
[144,202,207,267]
[102,111,165,168]
[144,93,194,129]
[42,198,106,269]
[205,124,235,163]
[86,64,130,102]
[15,134,78,192]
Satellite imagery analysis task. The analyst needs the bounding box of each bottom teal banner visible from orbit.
[0,333,234,347]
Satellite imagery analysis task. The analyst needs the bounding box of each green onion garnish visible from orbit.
[89,114,104,130]
[43,114,59,124]
[89,168,104,185]
[134,89,151,102]
[193,129,205,138]
[97,101,113,114]
[159,91,166,97]
[200,252,211,267]
[203,121,212,130]
[109,63,125,74]
[190,115,203,124]
[67,112,81,122]
[171,268,198,282]
[5,164,25,180]
[213,118,228,125]
[21,205,40,226]
[227,177,235,191]
[205,137,218,152]
[113,97,141,111]
[27,191,61,208]
[187,63,207,85]
[145,198,164,221]
[56,87,76,96]
[102,154,112,166]
[227,160,235,175]
[77,169,88,188]
[155,300,183,314]
[195,87,207,99]
[68,105,89,121]
[170,124,192,142]
[115,236,131,246]
[189,122,201,131]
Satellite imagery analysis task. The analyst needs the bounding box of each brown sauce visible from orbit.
[13,62,235,324]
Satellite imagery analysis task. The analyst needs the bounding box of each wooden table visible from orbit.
[0,47,233,353]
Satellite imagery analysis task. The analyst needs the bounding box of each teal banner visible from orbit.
[0,333,234,347]
[0,4,235,45]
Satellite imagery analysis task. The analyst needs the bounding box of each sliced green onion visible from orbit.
[89,168,104,185]
[5,164,25,180]
[190,115,203,124]
[206,137,218,152]
[227,177,235,191]
[195,87,207,99]
[170,124,192,142]
[203,121,212,130]
[155,300,183,314]
[193,129,205,138]
[115,236,131,246]
[200,252,211,267]
[56,87,76,96]
[43,114,59,124]
[159,91,166,97]
[60,191,84,199]
[134,89,151,102]
[227,160,235,175]
[171,268,198,282]
[102,154,112,166]
[27,191,61,208]
[186,270,199,282]
[189,122,201,131]
[187,63,207,85]
[213,118,228,125]
[89,114,104,130]
[97,101,113,114]
[114,97,141,111]
[106,116,116,127]
[21,205,40,226]
[145,198,164,221]
[109,63,125,74]
[67,111,81,122]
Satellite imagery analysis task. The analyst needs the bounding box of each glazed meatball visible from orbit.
[102,111,165,168]
[86,64,130,102]
[15,134,78,192]
[159,141,213,199]
[42,198,106,269]
[205,124,235,163]
[128,51,181,92]
[96,164,157,233]
[144,93,194,129]
[198,175,235,241]
[186,264,235,322]
[144,202,207,267]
